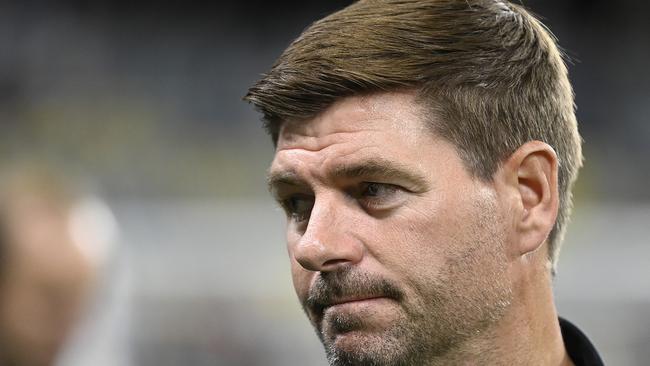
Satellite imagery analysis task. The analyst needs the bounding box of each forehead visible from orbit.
[264,91,480,198]
[270,92,440,180]
[276,91,428,151]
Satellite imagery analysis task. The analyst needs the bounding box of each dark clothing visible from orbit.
[560,317,604,366]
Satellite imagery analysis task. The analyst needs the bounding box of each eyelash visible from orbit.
[357,182,401,208]
[280,182,404,223]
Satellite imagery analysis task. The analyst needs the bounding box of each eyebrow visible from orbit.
[267,158,429,193]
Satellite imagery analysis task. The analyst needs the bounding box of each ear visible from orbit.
[495,141,559,257]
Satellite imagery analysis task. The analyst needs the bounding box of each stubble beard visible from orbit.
[320,266,512,366]
[322,306,436,366]
[309,270,426,366]
[305,204,513,366]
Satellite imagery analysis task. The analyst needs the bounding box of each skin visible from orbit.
[0,193,95,366]
[268,91,574,365]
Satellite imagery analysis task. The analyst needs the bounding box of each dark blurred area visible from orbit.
[0,1,648,365]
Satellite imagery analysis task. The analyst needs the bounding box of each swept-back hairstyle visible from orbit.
[245,0,582,272]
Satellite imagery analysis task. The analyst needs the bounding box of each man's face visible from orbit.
[268,92,514,365]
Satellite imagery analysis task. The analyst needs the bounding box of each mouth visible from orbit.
[313,295,394,318]
[314,296,402,336]
[327,296,387,308]
[305,269,405,323]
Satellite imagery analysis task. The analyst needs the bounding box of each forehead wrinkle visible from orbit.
[267,143,377,194]
[271,130,378,178]
[277,127,383,152]
[279,98,377,137]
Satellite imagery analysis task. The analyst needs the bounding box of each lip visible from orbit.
[324,296,388,310]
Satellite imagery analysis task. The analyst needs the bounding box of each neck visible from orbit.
[429,251,573,366]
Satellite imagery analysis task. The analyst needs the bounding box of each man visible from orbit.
[245,0,603,365]
[0,166,114,366]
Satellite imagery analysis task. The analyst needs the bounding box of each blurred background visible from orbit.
[0,0,648,365]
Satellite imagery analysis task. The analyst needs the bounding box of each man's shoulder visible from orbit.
[559,317,604,366]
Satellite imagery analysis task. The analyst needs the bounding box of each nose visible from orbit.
[292,195,364,272]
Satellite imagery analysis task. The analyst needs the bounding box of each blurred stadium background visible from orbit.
[1,0,648,365]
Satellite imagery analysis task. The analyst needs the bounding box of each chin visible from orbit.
[321,297,402,332]
[325,330,412,366]
[321,316,409,365]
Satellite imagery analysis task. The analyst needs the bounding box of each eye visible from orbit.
[361,182,399,197]
[282,194,314,222]
[358,182,404,209]
[361,182,388,196]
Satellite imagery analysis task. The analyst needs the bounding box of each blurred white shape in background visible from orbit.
[56,196,133,366]
[69,197,119,268]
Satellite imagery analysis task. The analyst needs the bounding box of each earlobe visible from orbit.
[502,141,559,257]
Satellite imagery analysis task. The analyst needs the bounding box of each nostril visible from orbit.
[322,258,349,269]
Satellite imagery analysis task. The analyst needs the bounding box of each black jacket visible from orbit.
[560,317,604,366]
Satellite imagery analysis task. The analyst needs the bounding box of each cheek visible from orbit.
[367,187,500,284]
[368,201,451,270]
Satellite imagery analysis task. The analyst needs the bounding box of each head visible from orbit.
[0,166,111,366]
[246,0,582,365]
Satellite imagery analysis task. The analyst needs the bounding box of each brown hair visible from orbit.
[244,0,582,272]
